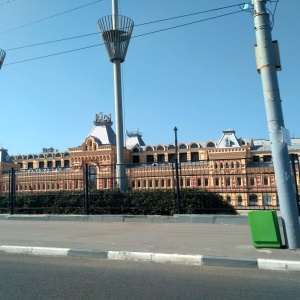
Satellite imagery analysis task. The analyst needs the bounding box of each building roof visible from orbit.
[125,130,145,150]
[88,113,116,145]
[0,148,13,163]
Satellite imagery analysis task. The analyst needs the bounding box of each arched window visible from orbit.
[28,155,33,159]
[190,143,199,149]
[47,153,53,158]
[17,155,23,160]
[146,146,153,152]
[207,142,215,148]
[168,145,175,150]
[64,152,69,157]
[157,145,164,151]
[179,144,187,150]
[132,148,139,153]
[55,153,62,158]
[226,196,231,204]
[39,154,45,159]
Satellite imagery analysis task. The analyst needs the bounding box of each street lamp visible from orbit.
[0,49,6,70]
[97,0,134,191]
[174,127,180,214]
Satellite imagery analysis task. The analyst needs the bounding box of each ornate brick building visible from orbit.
[1,113,299,208]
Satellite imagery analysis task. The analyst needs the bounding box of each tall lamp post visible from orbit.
[252,0,300,248]
[0,49,6,70]
[174,127,180,214]
[97,0,134,191]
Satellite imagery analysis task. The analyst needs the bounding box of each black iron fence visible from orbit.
[0,157,299,214]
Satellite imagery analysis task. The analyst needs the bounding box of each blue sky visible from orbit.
[0,0,299,155]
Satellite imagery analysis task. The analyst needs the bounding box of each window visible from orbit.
[197,178,201,186]
[186,179,190,187]
[252,156,259,163]
[226,177,230,186]
[179,144,187,149]
[132,156,139,164]
[263,194,272,205]
[207,142,215,148]
[131,181,135,188]
[226,196,231,204]
[168,145,175,150]
[137,180,140,188]
[225,163,229,169]
[191,152,199,162]
[157,145,164,151]
[237,177,242,186]
[179,153,187,162]
[132,148,139,153]
[220,163,223,169]
[238,196,243,205]
[149,180,152,188]
[231,162,234,168]
[55,161,61,168]
[146,146,153,152]
[263,155,272,162]
[236,162,240,168]
[263,176,269,185]
[215,178,220,186]
[147,155,154,163]
[39,162,44,169]
[250,177,255,185]
[47,161,53,168]
[155,180,159,188]
[64,160,70,168]
[204,178,209,186]
[190,143,199,149]
[167,179,171,187]
[161,179,165,187]
[157,154,165,163]
[249,194,258,206]
[28,162,33,169]
[168,153,175,163]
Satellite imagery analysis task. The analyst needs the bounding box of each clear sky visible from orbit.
[0,0,299,155]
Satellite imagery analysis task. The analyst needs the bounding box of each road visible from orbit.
[0,252,299,300]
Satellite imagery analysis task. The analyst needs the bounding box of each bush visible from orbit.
[4,189,237,215]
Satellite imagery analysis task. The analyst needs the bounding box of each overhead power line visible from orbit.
[3,6,244,66]
[0,0,103,35]
[6,3,244,52]
[0,0,16,6]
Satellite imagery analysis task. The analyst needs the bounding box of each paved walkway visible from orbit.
[0,215,300,271]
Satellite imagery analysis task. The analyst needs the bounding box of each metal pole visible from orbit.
[252,0,300,248]
[114,61,126,191]
[9,168,15,215]
[174,127,180,214]
[84,164,90,215]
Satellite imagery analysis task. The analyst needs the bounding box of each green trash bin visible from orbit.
[248,210,282,248]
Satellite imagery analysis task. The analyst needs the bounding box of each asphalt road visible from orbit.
[1,252,300,300]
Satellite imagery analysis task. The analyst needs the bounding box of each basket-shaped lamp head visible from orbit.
[98,15,134,63]
[0,49,6,70]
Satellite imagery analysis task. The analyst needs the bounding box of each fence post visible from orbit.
[290,154,300,216]
[84,164,90,215]
[9,167,15,215]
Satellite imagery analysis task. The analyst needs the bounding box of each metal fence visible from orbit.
[0,157,299,214]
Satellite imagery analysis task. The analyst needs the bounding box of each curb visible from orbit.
[1,245,300,271]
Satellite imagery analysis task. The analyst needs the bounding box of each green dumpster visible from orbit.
[248,210,282,248]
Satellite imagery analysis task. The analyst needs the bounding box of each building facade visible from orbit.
[1,113,299,209]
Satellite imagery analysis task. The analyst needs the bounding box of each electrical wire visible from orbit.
[6,3,244,52]
[3,8,244,66]
[0,0,103,35]
[0,0,16,6]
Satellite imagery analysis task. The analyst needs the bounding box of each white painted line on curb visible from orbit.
[151,253,202,265]
[0,246,69,256]
[258,259,300,271]
[108,251,153,262]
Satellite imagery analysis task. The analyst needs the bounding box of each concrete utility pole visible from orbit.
[252,0,300,249]
[97,0,134,191]
[0,48,6,70]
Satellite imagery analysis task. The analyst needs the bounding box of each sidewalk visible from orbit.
[0,214,300,271]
